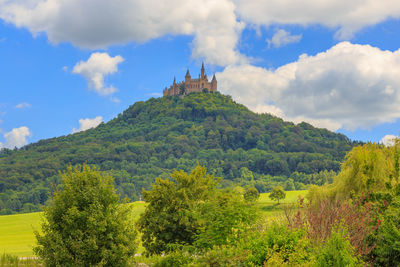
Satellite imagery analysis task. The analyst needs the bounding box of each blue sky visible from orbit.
[0,0,400,148]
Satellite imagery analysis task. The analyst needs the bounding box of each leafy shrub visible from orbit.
[153,250,193,267]
[245,223,315,266]
[285,195,377,259]
[194,187,257,250]
[315,227,362,267]
[373,194,400,266]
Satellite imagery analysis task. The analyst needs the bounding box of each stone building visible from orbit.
[163,63,217,96]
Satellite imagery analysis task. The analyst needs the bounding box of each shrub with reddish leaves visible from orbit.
[285,195,378,259]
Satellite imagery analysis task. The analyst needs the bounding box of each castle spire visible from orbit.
[212,74,217,82]
[173,76,176,84]
[201,62,205,79]
[185,69,191,77]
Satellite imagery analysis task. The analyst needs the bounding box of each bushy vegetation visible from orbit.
[139,142,400,266]
[34,165,138,266]
[137,165,257,255]
[0,93,357,213]
[3,140,400,266]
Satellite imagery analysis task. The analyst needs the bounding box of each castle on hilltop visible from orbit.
[163,63,217,97]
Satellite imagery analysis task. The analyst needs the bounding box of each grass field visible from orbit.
[0,190,307,257]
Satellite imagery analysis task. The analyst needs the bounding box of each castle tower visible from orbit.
[185,69,191,82]
[201,62,205,79]
[211,74,217,92]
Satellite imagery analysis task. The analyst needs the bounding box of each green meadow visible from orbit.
[0,190,307,257]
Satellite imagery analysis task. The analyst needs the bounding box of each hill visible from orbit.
[0,93,358,213]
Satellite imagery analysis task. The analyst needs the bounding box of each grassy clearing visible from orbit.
[257,190,307,220]
[0,190,307,257]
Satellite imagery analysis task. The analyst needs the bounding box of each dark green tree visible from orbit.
[244,187,260,202]
[269,186,286,204]
[34,165,137,266]
[137,165,219,255]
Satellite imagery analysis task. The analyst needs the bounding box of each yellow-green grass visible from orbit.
[0,202,147,257]
[0,190,307,257]
[257,190,308,218]
[0,212,41,257]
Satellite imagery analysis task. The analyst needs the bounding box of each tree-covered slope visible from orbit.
[0,93,359,213]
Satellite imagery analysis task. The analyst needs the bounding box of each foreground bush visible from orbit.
[315,227,362,267]
[138,165,257,255]
[34,165,137,266]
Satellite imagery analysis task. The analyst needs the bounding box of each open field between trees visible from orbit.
[0,190,307,257]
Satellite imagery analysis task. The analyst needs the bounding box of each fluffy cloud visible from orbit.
[2,126,31,149]
[380,135,398,146]
[72,116,103,133]
[234,0,400,39]
[15,102,31,109]
[217,42,400,131]
[267,29,302,48]
[0,0,245,66]
[72,53,124,96]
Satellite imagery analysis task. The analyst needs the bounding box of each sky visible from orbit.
[1,0,400,149]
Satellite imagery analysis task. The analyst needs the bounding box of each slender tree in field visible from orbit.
[269,186,286,204]
[34,165,137,266]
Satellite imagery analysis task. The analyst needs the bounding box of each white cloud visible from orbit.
[380,135,398,146]
[217,42,400,131]
[267,29,302,48]
[2,126,31,149]
[148,92,163,97]
[15,102,31,109]
[72,53,124,96]
[234,0,400,39]
[0,0,245,66]
[72,116,103,133]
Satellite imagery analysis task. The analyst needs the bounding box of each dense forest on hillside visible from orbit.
[0,92,359,214]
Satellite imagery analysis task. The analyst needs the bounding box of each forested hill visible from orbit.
[0,92,359,214]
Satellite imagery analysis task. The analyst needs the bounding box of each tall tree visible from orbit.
[34,165,137,266]
[137,165,218,255]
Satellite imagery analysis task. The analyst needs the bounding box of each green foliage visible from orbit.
[138,165,259,255]
[269,186,286,204]
[0,93,356,213]
[373,193,400,266]
[33,165,137,266]
[315,227,362,267]
[137,165,218,255]
[309,143,398,201]
[194,187,258,250]
[244,187,260,202]
[245,223,315,266]
[153,250,193,267]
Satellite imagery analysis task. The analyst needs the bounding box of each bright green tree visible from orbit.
[269,186,286,204]
[34,165,137,266]
[194,187,257,249]
[137,165,219,255]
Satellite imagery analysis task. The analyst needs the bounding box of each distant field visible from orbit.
[0,190,307,257]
